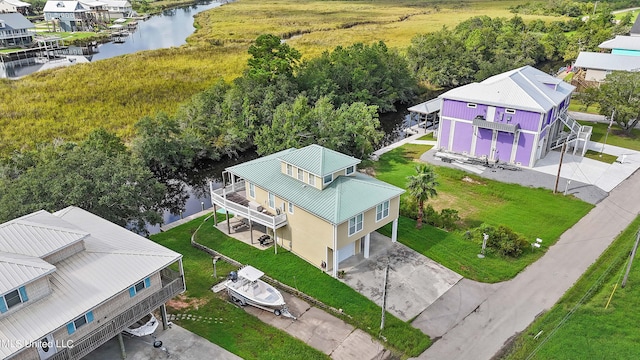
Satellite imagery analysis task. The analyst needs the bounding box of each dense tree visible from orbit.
[247,34,301,83]
[0,129,165,233]
[406,164,439,229]
[297,41,416,112]
[254,95,383,158]
[596,71,640,134]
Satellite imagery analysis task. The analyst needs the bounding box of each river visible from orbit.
[92,1,224,61]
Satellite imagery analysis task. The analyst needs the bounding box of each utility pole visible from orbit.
[622,230,640,288]
[600,109,614,156]
[554,142,567,194]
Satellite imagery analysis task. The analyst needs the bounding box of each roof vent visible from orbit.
[0,20,5,29]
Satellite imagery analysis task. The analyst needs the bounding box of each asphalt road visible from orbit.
[415,168,640,360]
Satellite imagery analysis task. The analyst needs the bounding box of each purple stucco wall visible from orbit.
[475,128,492,158]
[514,132,535,166]
[442,100,488,120]
[439,119,451,149]
[496,132,514,162]
[452,122,473,154]
[442,99,543,132]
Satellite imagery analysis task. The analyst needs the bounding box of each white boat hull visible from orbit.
[123,313,159,337]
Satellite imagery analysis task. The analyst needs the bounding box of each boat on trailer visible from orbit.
[225,265,295,319]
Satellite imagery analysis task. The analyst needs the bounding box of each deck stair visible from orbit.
[550,112,592,155]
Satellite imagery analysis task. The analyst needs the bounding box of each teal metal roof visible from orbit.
[227,147,404,224]
[278,144,360,177]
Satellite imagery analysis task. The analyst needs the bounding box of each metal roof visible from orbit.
[0,215,88,258]
[0,12,34,30]
[277,144,360,177]
[227,147,405,224]
[43,1,87,12]
[0,252,56,293]
[408,98,442,114]
[0,207,181,359]
[632,14,640,36]
[1,0,31,7]
[599,35,640,51]
[574,52,640,71]
[439,65,574,113]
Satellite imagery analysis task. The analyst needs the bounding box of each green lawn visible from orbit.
[152,215,430,358]
[583,150,617,164]
[372,144,594,282]
[580,121,640,151]
[150,218,330,360]
[502,216,640,360]
[417,132,435,141]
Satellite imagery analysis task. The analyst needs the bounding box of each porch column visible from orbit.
[213,204,218,226]
[391,218,398,243]
[160,303,169,330]
[332,247,339,278]
[226,210,231,234]
[364,233,371,259]
[117,333,126,359]
[273,228,278,254]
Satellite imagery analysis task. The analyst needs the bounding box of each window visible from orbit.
[249,183,255,198]
[309,174,316,186]
[376,200,390,222]
[286,164,292,176]
[67,311,94,335]
[268,193,275,209]
[288,202,294,214]
[0,286,28,313]
[505,108,516,114]
[129,277,151,297]
[467,103,477,108]
[297,168,304,181]
[346,166,354,175]
[323,174,333,185]
[348,213,363,236]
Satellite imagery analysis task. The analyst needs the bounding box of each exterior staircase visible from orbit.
[550,112,592,155]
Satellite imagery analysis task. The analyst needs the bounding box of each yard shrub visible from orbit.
[439,208,460,230]
[470,223,529,258]
[400,198,461,230]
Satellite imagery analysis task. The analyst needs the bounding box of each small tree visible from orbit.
[597,71,640,135]
[406,164,439,229]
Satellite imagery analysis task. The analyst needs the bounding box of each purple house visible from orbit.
[434,65,589,167]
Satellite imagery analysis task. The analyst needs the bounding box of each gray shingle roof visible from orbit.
[0,207,181,359]
[227,146,404,224]
[0,12,34,30]
[574,52,640,71]
[599,35,640,51]
[439,65,574,113]
[278,144,360,177]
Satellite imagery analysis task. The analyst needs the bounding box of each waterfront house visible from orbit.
[210,144,404,278]
[78,0,110,24]
[0,206,185,360]
[573,35,640,82]
[0,12,34,49]
[44,1,91,32]
[0,0,30,15]
[412,66,589,167]
[102,0,131,18]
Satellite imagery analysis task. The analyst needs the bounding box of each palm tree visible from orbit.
[406,164,439,229]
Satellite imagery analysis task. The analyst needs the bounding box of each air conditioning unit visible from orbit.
[37,334,58,360]
[248,201,262,212]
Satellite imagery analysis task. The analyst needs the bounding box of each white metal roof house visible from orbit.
[411,66,590,167]
[43,1,91,32]
[574,35,640,82]
[0,206,185,360]
[101,0,131,19]
[210,144,405,278]
[0,0,31,15]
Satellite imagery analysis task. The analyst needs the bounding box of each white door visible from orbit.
[486,106,496,122]
[337,242,355,263]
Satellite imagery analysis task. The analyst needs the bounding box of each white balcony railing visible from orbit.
[210,180,288,229]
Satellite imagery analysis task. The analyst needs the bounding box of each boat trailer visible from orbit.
[228,289,297,320]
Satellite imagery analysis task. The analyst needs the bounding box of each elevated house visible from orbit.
[102,0,131,18]
[412,66,590,167]
[210,144,404,278]
[0,206,185,360]
[0,12,33,49]
[44,1,91,32]
[0,0,30,15]
[574,35,640,83]
[78,0,110,24]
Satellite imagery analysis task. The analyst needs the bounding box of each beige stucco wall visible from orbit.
[585,68,607,81]
[280,161,323,190]
[0,276,52,320]
[335,196,400,249]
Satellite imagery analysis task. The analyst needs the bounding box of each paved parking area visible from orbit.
[85,324,241,360]
[340,233,462,322]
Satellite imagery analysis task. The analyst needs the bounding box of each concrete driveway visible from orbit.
[85,324,241,360]
[340,232,462,322]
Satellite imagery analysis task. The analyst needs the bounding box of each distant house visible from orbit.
[573,35,640,82]
[44,1,91,32]
[210,144,405,278]
[631,13,640,36]
[0,0,30,15]
[0,12,34,49]
[0,207,185,360]
[102,0,131,18]
[413,66,590,167]
[78,0,110,24]
[599,35,640,56]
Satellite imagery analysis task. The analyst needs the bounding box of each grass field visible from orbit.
[151,215,430,358]
[584,149,618,164]
[1,0,557,157]
[502,216,640,360]
[372,144,593,282]
[150,217,330,359]
[580,121,640,151]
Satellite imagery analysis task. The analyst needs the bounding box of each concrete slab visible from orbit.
[331,329,385,360]
[341,233,462,322]
[85,324,241,360]
[411,279,501,339]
